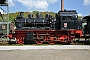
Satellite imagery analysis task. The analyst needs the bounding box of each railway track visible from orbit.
[0,37,90,45]
[0,40,90,46]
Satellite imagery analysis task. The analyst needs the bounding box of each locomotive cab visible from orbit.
[55,10,82,30]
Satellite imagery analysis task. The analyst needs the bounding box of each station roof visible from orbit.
[0,0,8,6]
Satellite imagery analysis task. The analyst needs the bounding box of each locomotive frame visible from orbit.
[10,29,83,44]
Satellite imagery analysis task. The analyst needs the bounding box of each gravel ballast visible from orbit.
[0,45,90,60]
[0,49,90,60]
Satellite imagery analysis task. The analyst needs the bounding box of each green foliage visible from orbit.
[78,16,82,20]
[0,11,82,22]
[7,11,55,22]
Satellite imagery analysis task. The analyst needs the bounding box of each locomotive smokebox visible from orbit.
[61,0,64,11]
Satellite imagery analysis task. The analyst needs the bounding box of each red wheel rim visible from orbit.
[17,38,24,44]
[36,40,43,44]
[48,41,55,44]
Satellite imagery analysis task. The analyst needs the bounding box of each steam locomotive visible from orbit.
[9,10,84,44]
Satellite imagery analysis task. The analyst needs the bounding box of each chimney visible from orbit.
[19,12,24,17]
[61,0,64,11]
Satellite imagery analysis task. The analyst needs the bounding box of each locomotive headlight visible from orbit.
[14,19,16,20]
[50,22,51,23]
[76,16,77,18]
[14,19,17,22]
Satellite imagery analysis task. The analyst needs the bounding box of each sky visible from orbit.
[0,0,90,16]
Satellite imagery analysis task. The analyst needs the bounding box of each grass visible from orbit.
[0,43,62,46]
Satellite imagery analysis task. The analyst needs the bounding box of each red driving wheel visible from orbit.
[17,38,24,44]
[36,40,43,44]
[48,41,55,44]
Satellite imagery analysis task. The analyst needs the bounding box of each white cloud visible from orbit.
[83,0,90,5]
[8,0,15,6]
[15,0,58,11]
[47,0,59,3]
[78,14,82,16]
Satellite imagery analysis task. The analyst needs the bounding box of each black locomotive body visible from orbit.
[83,15,90,42]
[14,10,82,30]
